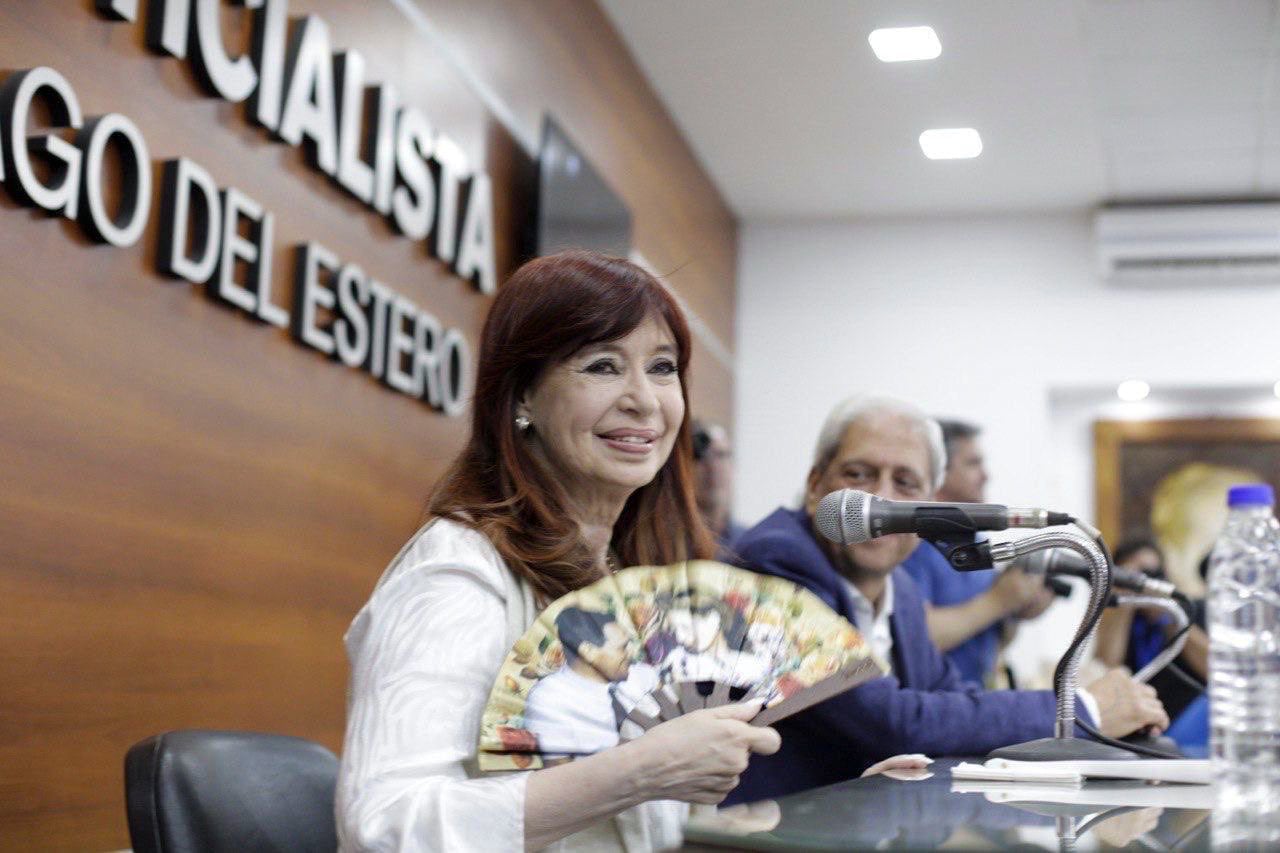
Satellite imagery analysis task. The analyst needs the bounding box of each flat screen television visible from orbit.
[534,117,632,257]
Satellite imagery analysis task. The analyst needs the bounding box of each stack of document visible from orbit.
[951,758,1212,787]
[952,779,1217,810]
[952,760,1082,787]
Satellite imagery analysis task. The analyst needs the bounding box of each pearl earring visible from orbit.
[515,414,531,431]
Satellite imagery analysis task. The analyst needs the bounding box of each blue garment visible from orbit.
[722,519,745,549]
[1165,694,1208,755]
[726,507,1086,803]
[901,541,1000,687]
[1128,611,1172,670]
[714,520,746,563]
[716,517,747,550]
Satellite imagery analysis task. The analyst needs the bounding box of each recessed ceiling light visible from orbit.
[1117,380,1150,402]
[868,26,942,62]
[918,128,982,160]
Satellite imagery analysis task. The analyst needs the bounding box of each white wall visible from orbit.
[734,212,1280,683]
[735,212,1280,523]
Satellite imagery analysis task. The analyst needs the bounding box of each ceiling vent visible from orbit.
[1094,204,1280,285]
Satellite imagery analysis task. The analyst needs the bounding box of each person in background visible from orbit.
[901,419,1054,687]
[337,251,780,852]
[726,395,1168,803]
[692,419,744,548]
[1093,536,1208,722]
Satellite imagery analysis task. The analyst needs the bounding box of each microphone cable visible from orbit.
[1164,590,1207,692]
[1164,660,1206,693]
[1074,714,1180,759]
[1158,591,1207,693]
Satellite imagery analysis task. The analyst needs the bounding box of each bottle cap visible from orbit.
[1227,483,1275,507]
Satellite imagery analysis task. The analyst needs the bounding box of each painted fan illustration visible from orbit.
[478,560,888,771]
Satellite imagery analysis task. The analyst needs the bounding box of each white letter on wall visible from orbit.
[216,186,265,314]
[431,135,467,263]
[77,113,152,247]
[277,15,337,175]
[391,106,435,240]
[334,50,374,204]
[455,172,496,294]
[291,242,338,354]
[146,0,191,59]
[191,0,262,103]
[0,67,85,220]
[158,157,222,283]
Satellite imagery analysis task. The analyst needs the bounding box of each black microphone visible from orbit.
[1042,552,1177,597]
[814,489,1073,546]
[1044,560,1172,594]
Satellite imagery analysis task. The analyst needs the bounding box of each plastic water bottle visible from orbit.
[1209,483,1280,848]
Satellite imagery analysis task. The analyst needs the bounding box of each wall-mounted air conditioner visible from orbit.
[1094,203,1280,285]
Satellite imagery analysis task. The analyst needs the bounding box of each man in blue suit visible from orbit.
[727,396,1168,803]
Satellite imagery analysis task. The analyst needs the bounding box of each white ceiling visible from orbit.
[600,0,1280,220]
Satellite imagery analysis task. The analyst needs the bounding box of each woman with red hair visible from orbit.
[337,251,780,851]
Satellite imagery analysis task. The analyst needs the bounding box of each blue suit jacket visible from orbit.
[726,507,1072,803]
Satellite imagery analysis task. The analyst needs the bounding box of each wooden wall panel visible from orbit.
[0,1,737,848]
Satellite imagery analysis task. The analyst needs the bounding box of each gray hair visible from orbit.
[811,395,947,491]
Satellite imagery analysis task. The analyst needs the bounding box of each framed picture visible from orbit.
[1093,418,1280,594]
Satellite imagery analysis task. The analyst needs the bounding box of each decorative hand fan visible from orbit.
[477,560,888,771]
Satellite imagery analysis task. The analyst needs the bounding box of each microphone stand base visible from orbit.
[987,736,1138,762]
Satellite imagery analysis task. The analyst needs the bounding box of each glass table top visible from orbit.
[683,758,1214,851]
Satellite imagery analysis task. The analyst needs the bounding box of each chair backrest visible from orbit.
[124,730,339,853]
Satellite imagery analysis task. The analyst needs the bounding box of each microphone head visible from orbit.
[815,489,873,545]
[1112,567,1177,597]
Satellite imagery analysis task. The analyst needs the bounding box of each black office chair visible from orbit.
[124,730,340,853]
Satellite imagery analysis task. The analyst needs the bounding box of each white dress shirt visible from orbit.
[336,518,686,852]
[842,576,896,668]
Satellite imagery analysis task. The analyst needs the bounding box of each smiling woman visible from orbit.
[336,250,779,852]
[431,250,711,601]
[519,316,684,522]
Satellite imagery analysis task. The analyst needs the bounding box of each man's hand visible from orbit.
[1085,668,1170,738]
[991,567,1049,617]
[1011,584,1056,621]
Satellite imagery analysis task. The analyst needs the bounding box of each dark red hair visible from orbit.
[428,250,716,602]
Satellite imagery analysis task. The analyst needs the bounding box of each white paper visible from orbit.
[951,761,1082,786]
[952,779,1217,810]
[985,758,1213,785]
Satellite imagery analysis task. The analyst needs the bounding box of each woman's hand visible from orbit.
[621,700,781,804]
